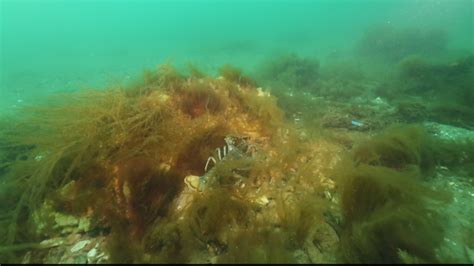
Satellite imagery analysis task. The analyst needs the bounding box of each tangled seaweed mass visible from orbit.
[0,61,472,263]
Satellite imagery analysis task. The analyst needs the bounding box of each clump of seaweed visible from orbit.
[254,54,337,129]
[218,64,256,87]
[356,25,447,62]
[317,60,372,101]
[187,63,206,79]
[4,58,433,263]
[138,187,257,263]
[216,226,296,264]
[335,125,452,263]
[351,125,435,172]
[177,82,225,118]
[396,101,429,123]
[257,53,320,92]
[397,55,474,128]
[2,61,334,263]
[339,165,448,263]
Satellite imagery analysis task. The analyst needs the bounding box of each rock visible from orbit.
[87,248,97,258]
[40,237,64,248]
[21,251,32,263]
[424,122,474,141]
[73,254,88,263]
[77,217,91,233]
[255,195,270,206]
[184,175,201,191]
[54,213,78,231]
[294,249,310,263]
[210,256,218,264]
[70,240,90,253]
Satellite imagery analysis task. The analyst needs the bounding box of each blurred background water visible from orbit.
[0,0,472,113]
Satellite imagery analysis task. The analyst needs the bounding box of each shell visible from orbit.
[184,175,201,191]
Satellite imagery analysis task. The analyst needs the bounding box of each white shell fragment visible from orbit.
[256,196,270,206]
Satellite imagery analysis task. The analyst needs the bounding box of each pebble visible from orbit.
[40,238,64,248]
[256,196,270,206]
[87,248,97,258]
[70,240,90,253]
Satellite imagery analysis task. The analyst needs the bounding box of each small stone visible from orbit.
[78,218,91,233]
[210,256,218,264]
[324,191,332,200]
[71,240,91,253]
[123,181,131,199]
[97,253,109,263]
[184,175,201,191]
[256,196,270,206]
[40,237,64,248]
[294,249,310,263]
[159,163,171,172]
[74,254,88,263]
[21,251,32,264]
[54,213,78,228]
[62,256,75,264]
[87,248,98,258]
[257,87,270,97]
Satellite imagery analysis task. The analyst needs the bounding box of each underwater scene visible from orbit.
[0,0,473,263]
